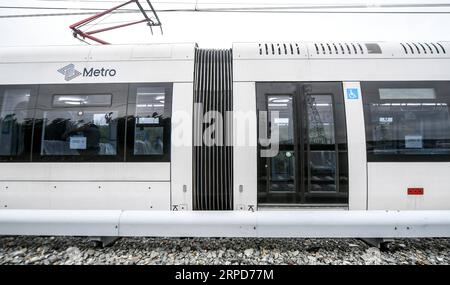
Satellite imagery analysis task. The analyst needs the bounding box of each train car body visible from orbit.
[1,42,450,239]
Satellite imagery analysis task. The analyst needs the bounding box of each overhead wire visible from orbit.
[4,0,450,11]
[10,0,450,9]
[13,0,450,6]
[2,10,450,20]
[2,2,450,18]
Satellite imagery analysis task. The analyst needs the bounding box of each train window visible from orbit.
[126,83,172,162]
[33,84,127,162]
[40,110,118,156]
[362,81,450,161]
[0,86,37,161]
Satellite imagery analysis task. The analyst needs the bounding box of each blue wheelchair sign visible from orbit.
[346,88,359,100]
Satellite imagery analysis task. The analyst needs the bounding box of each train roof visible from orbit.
[233,41,450,59]
[1,41,450,63]
[1,41,450,84]
[0,43,196,63]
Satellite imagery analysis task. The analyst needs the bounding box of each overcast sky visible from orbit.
[1,0,450,48]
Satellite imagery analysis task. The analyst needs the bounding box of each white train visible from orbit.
[1,42,450,244]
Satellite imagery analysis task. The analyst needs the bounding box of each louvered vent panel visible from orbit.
[313,42,366,55]
[400,42,446,55]
[193,49,233,211]
[258,42,302,55]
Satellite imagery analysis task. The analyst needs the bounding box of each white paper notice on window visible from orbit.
[70,136,87,150]
[405,135,423,149]
[379,117,393,124]
[274,118,289,125]
[138,117,159,124]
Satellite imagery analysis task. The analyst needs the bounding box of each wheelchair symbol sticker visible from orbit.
[346,88,359,100]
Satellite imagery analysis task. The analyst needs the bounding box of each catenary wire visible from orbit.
[2,3,450,18]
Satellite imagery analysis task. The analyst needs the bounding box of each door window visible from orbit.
[306,95,337,192]
[268,95,295,192]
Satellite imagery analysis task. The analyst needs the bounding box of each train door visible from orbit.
[257,82,349,206]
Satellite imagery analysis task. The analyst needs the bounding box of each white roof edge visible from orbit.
[0,42,198,48]
[0,42,197,63]
[232,41,450,59]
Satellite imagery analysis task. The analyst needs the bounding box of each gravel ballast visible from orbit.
[0,237,449,265]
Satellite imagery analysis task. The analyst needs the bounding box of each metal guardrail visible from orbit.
[1,210,450,238]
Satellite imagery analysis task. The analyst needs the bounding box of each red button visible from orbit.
[408,188,424,195]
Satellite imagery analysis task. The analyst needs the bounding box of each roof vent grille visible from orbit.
[400,42,446,55]
[258,43,302,56]
[313,42,367,55]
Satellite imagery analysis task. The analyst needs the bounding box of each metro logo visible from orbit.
[57,64,81,81]
[83,67,117,77]
[57,64,117,81]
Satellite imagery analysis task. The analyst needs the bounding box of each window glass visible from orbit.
[0,87,35,160]
[306,95,335,145]
[306,95,337,192]
[127,84,172,162]
[268,95,295,192]
[41,110,118,156]
[362,82,450,161]
[268,95,294,145]
[34,84,127,162]
[134,87,165,155]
